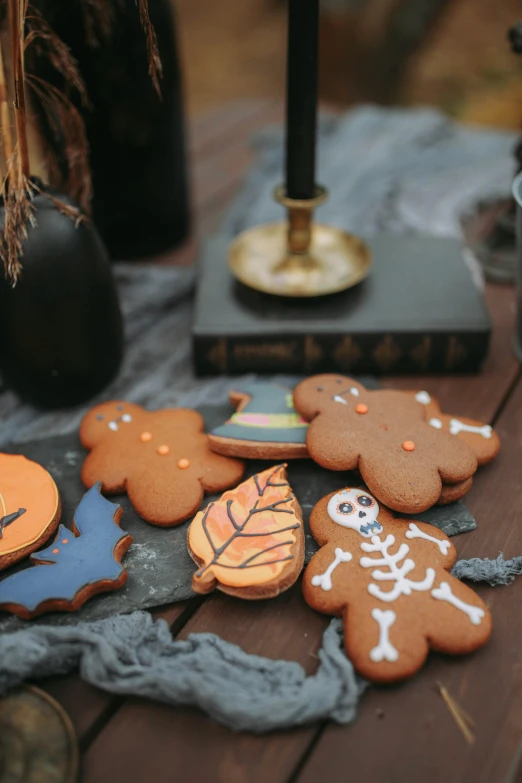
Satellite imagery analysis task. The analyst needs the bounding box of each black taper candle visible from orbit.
[285,0,319,200]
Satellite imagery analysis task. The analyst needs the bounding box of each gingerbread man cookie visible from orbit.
[80,401,245,526]
[0,454,61,571]
[293,375,477,514]
[410,390,500,466]
[303,487,492,682]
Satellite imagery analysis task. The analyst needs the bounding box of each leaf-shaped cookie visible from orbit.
[188,464,304,599]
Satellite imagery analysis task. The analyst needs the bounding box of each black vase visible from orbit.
[35,0,191,260]
[0,190,123,408]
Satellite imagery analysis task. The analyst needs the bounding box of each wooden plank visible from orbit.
[80,585,328,783]
[41,600,195,746]
[192,103,283,222]
[294,377,522,783]
[189,100,278,159]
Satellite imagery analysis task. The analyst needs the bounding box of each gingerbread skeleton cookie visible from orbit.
[209,382,309,460]
[188,464,304,599]
[0,454,61,571]
[0,484,131,619]
[410,390,500,466]
[303,488,491,682]
[293,375,477,514]
[80,401,245,526]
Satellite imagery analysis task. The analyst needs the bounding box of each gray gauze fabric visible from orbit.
[452,554,522,586]
[0,554,519,732]
[0,612,365,733]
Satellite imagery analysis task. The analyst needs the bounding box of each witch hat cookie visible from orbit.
[209,382,309,460]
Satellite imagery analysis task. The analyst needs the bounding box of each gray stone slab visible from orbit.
[0,402,475,632]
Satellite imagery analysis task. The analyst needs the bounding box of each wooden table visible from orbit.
[36,101,522,783]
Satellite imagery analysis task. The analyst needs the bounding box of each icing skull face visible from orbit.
[327,489,383,537]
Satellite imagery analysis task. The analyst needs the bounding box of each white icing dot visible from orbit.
[350,387,360,397]
[122,414,132,423]
[108,421,118,431]
[415,391,431,405]
[429,418,442,429]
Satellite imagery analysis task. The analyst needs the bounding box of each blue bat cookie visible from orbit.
[0,483,132,619]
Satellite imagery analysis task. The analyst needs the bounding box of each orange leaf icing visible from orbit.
[188,464,303,593]
[0,454,60,566]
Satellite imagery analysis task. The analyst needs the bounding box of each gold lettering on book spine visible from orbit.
[373,335,401,371]
[232,342,297,361]
[304,336,323,371]
[446,337,467,370]
[410,336,431,370]
[333,337,362,370]
[207,339,227,373]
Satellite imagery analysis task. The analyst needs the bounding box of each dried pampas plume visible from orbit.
[0,0,161,284]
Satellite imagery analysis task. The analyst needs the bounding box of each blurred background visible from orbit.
[175,0,522,128]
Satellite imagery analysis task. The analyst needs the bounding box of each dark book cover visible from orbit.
[192,234,491,376]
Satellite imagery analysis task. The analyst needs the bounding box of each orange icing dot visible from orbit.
[157,445,170,456]
[52,548,59,554]
[62,539,69,544]
[177,458,190,469]
[355,404,368,414]
[402,441,415,452]
[140,432,152,442]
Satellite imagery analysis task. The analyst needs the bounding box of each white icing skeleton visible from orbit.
[311,547,352,591]
[432,582,485,625]
[405,523,450,555]
[360,534,436,602]
[311,488,485,666]
[370,609,398,662]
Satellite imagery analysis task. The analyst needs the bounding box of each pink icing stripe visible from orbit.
[237,414,271,426]
[230,412,308,428]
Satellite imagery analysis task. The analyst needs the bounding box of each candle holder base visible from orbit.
[228,221,371,297]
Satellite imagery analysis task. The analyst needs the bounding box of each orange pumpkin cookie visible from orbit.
[303,487,492,682]
[80,401,245,527]
[188,464,304,599]
[0,454,61,571]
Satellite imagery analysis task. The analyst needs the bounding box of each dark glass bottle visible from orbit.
[37,0,191,260]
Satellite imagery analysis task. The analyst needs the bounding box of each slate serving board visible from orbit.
[0,404,476,632]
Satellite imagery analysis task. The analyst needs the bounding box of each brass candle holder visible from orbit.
[228,185,372,297]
